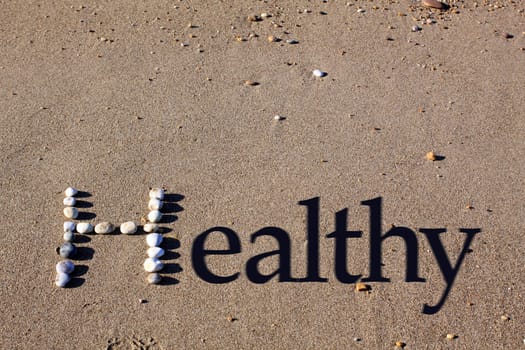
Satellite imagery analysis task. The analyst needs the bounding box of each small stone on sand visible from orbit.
[422,0,446,9]
[355,282,370,292]
[426,151,436,161]
[446,333,457,340]
[395,341,406,348]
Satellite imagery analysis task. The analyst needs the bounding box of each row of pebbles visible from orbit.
[56,187,79,287]
[143,188,165,285]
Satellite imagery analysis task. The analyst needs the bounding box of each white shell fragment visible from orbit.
[63,207,78,219]
[149,188,165,200]
[63,231,75,242]
[63,221,76,232]
[146,233,163,247]
[147,273,162,285]
[148,198,163,211]
[274,115,285,121]
[312,69,327,77]
[94,222,115,234]
[55,272,71,287]
[143,257,164,272]
[147,247,165,258]
[76,222,93,234]
[63,197,76,206]
[56,260,75,274]
[64,187,78,197]
[120,221,138,235]
[143,223,159,233]
[147,210,162,223]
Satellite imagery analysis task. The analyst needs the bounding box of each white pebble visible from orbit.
[148,198,163,211]
[56,260,75,274]
[94,222,115,234]
[357,8,365,13]
[120,221,138,234]
[64,187,78,197]
[143,257,164,272]
[412,25,421,32]
[149,188,165,200]
[312,69,326,77]
[63,221,76,232]
[147,273,162,284]
[63,197,76,206]
[147,210,162,223]
[63,231,75,242]
[55,272,71,287]
[76,222,93,234]
[147,247,165,258]
[274,115,285,121]
[143,223,159,233]
[63,207,78,219]
[146,233,163,247]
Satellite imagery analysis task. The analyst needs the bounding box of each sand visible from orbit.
[0,0,524,348]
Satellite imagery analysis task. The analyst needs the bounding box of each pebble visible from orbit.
[63,221,76,232]
[148,198,163,211]
[395,341,406,348]
[312,69,327,77]
[501,32,513,39]
[147,247,165,258]
[147,210,162,223]
[56,260,75,274]
[426,151,436,161]
[76,222,93,234]
[147,273,162,284]
[63,207,78,219]
[94,221,115,234]
[64,187,78,197]
[446,333,457,340]
[422,0,446,9]
[261,13,270,18]
[244,80,259,86]
[501,315,510,321]
[149,188,165,200]
[143,257,164,272]
[286,39,299,44]
[120,221,138,234]
[143,223,159,233]
[63,197,76,206]
[55,272,71,287]
[274,115,285,121]
[146,233,163,247]
[267,35,278,43]
[355,282,370,291]
[58,242,77,258]
[63,231,75,242]
[357,8,365,13]
[412,25,421,32]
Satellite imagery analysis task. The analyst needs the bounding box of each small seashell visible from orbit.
[64,187,78,197]
[267,35,277,43]
[94,222,115,234]
[63,197,76,206]
[146,233,163,247]
[149,188,165,200]
[76,222,93,234]
[55,272,71,287]
[63,221,76,232]
[147,247,165,258]
[312,69,327,77]
[56,260,75,274]
[63,207,78,219]
[422,0,446,9]
[143,257,164,272]
[147,210,162,223]
[147,273,162,284]
[63,231,75,242]
[120,221,138,234]
[286,39,299,44]
[58,242,77,258]
[357,8,365,13]
[143,223,159,233]
[148,198,163,211]
[395,341,406,348]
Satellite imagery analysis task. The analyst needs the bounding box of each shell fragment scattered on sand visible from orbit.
[355,282,370,292]
[426,151,436,161]
[312,69,327,77]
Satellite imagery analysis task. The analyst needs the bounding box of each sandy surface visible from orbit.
[1,0,524,348]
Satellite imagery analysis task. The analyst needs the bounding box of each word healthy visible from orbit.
[191,197,480,314]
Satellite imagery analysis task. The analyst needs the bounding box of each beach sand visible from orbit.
[0,0,524,348]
